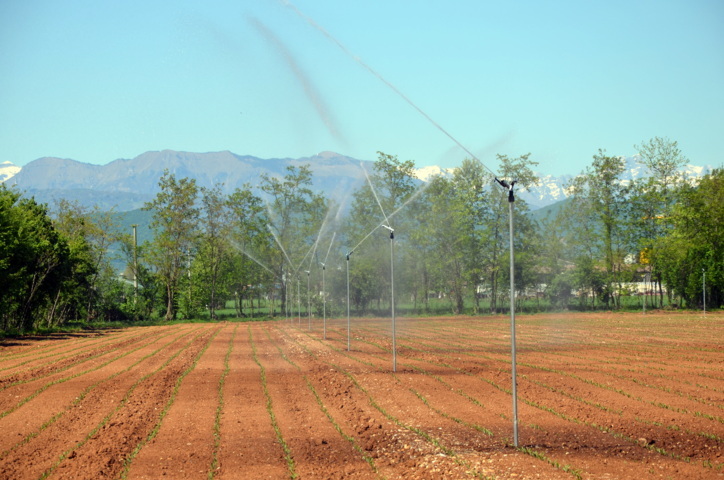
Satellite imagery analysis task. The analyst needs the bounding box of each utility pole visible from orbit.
[703,269,706,314]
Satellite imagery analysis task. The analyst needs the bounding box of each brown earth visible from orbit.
[0,311,722,479]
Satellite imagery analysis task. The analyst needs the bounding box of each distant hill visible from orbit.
[4,150,714,212]
[10,150,375,211]
[528,197,571,223]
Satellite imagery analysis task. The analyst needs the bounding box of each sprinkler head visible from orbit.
[381,224,395,239]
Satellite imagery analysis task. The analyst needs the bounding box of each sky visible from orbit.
[1,1,722,176]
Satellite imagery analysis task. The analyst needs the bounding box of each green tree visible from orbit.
[657,168,723,308]
[52,200,118,322]
[260,164,327,315]
[227,185,271,316]
[0,186,71,332]
[414,175,469,313]
[470,153,538,313]
[564,150,631,307]
[196,185,233,319]
[631,137,689,307]
[345,152,418,313]
[144,171,199,322]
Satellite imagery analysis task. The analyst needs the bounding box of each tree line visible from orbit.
[1,137,721,332]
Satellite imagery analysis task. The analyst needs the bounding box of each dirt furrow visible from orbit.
[255,324,377,479]
[0,325,217,480]
[0,328,156,384]
[215,324,288,480]
[315,321,718,479]
[126,325,233,479]
[0,326,194,456]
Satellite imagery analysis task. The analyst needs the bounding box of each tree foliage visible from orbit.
[144,170,200,322]
[2,141,720,334]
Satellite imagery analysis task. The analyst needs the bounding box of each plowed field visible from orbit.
[1,312,722,479]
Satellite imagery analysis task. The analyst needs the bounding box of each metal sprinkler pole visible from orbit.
[382,225,396,373]
[346,252,352,351]
[306,270,311,330]
[322,263,327,340]
[391,232,396,373]
[496,178,519,448]
[297,277,301,326]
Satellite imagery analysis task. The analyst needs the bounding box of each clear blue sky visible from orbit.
[1,0,722,176]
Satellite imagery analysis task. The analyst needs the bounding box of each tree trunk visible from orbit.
[165,284,175,322]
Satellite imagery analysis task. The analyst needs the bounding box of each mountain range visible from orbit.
[1,150,713,212]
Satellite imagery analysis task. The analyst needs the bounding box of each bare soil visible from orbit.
[0,311,722,479]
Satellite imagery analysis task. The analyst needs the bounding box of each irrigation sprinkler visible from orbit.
[305,270,311,330]
[321,232,336,341]
[321,262,327,339]
[495,177,519,448]
[381,224,397,373]
[319,232,337,340]
[285,269,290,322]
[297,276,301,326]
[346,251,352,351]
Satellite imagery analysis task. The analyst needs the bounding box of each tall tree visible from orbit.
[631,137,689,307]
[144,171,199,321]
[226,185,270,317]
[564,150,631,307]
[345,152,418,313]
[52,200,117,321]
[657,168,723,308]
[462,154,538,313]
[0,186,71,331]
[196,185,233,319]
[260,164,327,314]
[412,175,469,313]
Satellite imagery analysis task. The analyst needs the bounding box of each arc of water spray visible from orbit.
[229,240,278,278]
[298,239,320,274]
[348,223,383,256]
[361,162,391,227]
[280,0,498,178]
[282,0,519,444]
[248,15,348,147]
[386,181,431,223]
[299,205,337,273]
[267,224,295,271]
[323,232,336,264]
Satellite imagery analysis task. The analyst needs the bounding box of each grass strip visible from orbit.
[517,446,583,480]
[207,324,238,479]
[250,325,297,479]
